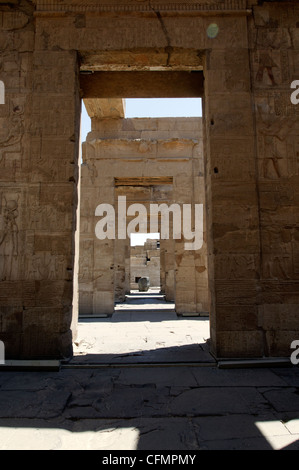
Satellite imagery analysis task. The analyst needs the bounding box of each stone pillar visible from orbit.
[0,6,34,358]
[114,237,129,302]
[160,243,166,294]
[248,2,299,356]
[0,42,81,357]
[204,15,261,357]
[93,233,115,316]
[194,141,209,314]
[173,151,208,314]
[124,247,131,294]
[79,165,115,315]
[162,238,175,302]
[28,50,81,357]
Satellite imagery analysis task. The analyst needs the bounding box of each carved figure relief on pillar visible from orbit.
[256,52,278,86]
[0,194,19,280]
[0,100,24,169]
[256,95,298,180]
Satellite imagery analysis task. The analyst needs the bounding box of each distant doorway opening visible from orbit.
[130,233,161,293]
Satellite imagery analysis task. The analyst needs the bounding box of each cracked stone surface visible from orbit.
[72,299,213,364]
[0,366,299,449]
[0,319,297,449]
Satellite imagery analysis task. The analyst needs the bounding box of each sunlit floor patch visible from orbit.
[73,293,212,365]
[0,426,140,450]
[255,420,299,450]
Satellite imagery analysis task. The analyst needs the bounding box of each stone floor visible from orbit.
[0,293,299,450]
[1,364,299,450]
[73,292,213,364]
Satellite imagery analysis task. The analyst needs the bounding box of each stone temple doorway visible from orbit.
[76,75,211,363]
[78,77,209,319]
[1,2,297,362]
[129,234,161,292]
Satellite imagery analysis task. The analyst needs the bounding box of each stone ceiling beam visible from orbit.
[83,98,125,119]
[80,71,204,99]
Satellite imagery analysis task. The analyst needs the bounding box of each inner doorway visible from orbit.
[129,232,161,293]
[75,72,211,363]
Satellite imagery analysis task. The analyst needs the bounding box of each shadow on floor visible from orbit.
[0,296,298,449]
[75,293,212,365]
[1,363,299,450]
[69,341,215,365]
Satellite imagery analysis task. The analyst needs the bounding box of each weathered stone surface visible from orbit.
[138,277,150,292]
[79,117,208,316]
[0,360,299,450]
[131,240,160,290]
[0,0,298,359]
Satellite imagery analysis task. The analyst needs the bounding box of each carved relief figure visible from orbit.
[263,135,286,179]
[0,103,24,166]
[0,196,19,280]
[257,101,298,179]
[256,52,278,86]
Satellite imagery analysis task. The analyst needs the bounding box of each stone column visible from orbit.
[194,141,209,314]
[204,16,261,357]
[124,247,131,294]
[0,6,36,358]
[248,2,299,356]
[114,237,130,302]
[160,243,166,294]
[28,50,81,357]
[163,238,175,302]
[173,158,207,314]
[0,45,81,358]
[79,162,115,315]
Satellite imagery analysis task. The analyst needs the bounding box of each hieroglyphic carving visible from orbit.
[293,247,299,275]
[0,100,24,169]
[84,161,98,185]
[261,135,287,179]
[0,195,19,280]
[216,254,257,280]
[263,254,291,280]
[1,11,30,31]
[252,23,293,88]
[27,253,66,280]
[78,239,93,282]
[280,49,290,84]
[35,0,248,13]
[262,224,292,280]
[255,52,278,86]
[256,92,298,179]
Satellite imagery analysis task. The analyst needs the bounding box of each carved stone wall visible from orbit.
[0,0,297,359]
[0,1,81,359]
[78,117,208,316]
[249,2,299,357]
[130,239,161,290]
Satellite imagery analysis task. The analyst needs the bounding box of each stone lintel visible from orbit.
[84,98,125,119]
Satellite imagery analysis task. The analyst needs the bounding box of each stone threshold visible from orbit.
[0,360,61,371]
[180,312,209,317]
[61,361,217,369]
[217,358,292,369]
[0,358,292,371]
[79,314,109,318]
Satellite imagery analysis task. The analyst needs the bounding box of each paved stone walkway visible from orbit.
[73,293,212,365]
[0,294,299,450]
[0,364,299,450]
